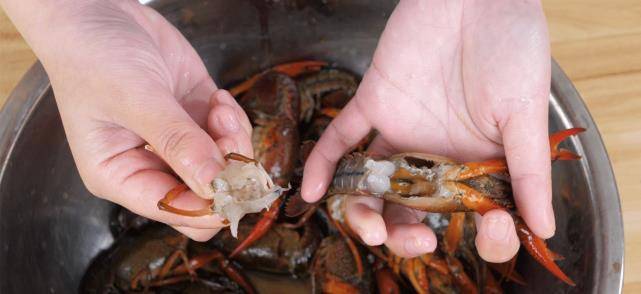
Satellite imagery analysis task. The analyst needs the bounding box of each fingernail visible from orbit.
[301,180,326,203]
[194,159,221,192]
[360,227,386,245]
[218,111,239,133]
[540,202,556,238]
[486,215,511,241]
[404,237,432,255]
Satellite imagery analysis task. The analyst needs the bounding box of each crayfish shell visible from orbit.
[205,158,287,238]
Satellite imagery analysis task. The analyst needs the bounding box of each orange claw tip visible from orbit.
[550,127,586,148]
[554,149,582,161]
[516,222,576,286]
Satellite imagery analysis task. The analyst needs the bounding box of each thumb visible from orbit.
[119,91,227,198]
[302,99,371,202]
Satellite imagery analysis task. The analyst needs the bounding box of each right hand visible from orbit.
[302,0,552,262]
[2,0,253,240]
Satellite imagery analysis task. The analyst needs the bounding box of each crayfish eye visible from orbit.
[405,156,435,169]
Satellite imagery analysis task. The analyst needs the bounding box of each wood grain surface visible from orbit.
[1,2,639,292]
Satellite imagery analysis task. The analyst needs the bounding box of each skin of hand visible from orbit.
[1,0,254,241]
[302,0,552,262]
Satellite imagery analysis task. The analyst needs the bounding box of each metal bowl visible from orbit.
[0,0,623,293]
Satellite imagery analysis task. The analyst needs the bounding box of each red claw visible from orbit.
[515,218,576,286]
[229,198,282,258]
[550,127,585,161]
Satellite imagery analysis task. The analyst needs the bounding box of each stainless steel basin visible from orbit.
[0,0,623,293]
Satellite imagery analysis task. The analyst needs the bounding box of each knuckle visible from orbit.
[156,123,201,163]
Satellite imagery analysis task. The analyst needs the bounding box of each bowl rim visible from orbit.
[550,59,624,293]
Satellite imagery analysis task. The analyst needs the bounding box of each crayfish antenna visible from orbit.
[514,218,576,286]
[550,127,585,161]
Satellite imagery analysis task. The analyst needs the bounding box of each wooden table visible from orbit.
[1,1,639,292]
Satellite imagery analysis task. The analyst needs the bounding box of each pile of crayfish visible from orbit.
[81,61,583,293]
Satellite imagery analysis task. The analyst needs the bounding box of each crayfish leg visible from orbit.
[401,258,429,294]
[157,184,213,217]
[224,152,258,164]
[219,259,257,294]
[444,212,466,254]
[489,257,528,286]
[375,266,401,294]
[514,218,576,286]
[172,250,257,294]
[157,249,195,279]
[484,268,504,294]
[281,204,317,229]
[419,254,450,276]
[445,255,479,294]
[229,198,281,258]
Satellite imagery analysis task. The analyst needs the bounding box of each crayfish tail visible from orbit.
[515,220,576,286]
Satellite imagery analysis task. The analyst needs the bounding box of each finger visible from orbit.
[474,210,520,263]
[207,102,253,157]
[210,89,253,137]
[302,99,372,202]
[100,148,227,229]
[119,92,225,198]
[383,203,435,258]
[500,110,554,238]
[367,135,396,157]
[172,225,221,242]
[345,196,387,246]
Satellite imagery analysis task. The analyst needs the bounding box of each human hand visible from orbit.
[302,0,552,262]
[1,0,253,240]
